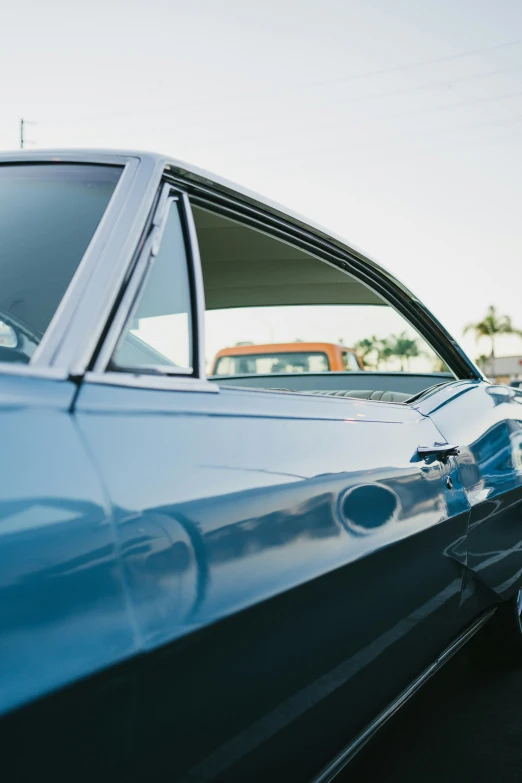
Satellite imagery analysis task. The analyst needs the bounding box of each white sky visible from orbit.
[2,0,522,362]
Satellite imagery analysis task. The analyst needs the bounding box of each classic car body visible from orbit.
[1,150,522,782]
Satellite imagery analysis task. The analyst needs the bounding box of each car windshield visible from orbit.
[0,163,122,363]
[214,351,330,375]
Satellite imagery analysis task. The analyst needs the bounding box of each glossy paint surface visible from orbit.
[0,375,138,718]
[5,374,518,781]
[75,380,471,781]
[3,374,519,780]
[0,150,517,783]
[424,383,522,605]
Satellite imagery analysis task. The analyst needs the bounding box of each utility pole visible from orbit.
[20,118,37,149]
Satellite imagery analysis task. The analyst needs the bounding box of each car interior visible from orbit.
[192,205,454,402]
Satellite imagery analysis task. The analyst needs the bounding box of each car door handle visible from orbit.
[417,443,460,462]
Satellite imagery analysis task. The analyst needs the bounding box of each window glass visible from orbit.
[192,203,452,396]
[0,163,122,363]
[205,304,449,376]
[111,203,193,373]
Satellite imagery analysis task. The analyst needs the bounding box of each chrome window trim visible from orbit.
[180,192,207,380]
[91,187,170,373]
[93,183,209,386]
[0,364,69,381]
[92,186,178,373]
[0,151,140,166]
[31,153,166,375]
[85,371,219,394]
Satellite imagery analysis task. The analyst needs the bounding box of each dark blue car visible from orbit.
[1,151,522,782]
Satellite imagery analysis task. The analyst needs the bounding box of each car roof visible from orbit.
[0,148,412,300]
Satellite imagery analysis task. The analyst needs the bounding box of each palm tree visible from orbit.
[375,337,394,369]
[464,306,522,359]
[387,332,421,371]
[356,335,413,370]
[354,336,379,369]
[355,334,423,370]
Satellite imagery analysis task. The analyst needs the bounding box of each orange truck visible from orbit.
[210,342,364,376]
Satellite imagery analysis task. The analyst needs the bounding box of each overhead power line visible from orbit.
[43,39,522,126]
[307,38,522,90]
[409,88,522,117]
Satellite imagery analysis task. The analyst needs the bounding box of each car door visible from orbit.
[74,184,471,783]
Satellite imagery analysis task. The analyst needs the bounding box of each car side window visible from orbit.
[110,201,193,374]
[186,202,454,399]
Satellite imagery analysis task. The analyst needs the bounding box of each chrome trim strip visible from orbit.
[311,609,496,783]
[92,191,191,376]
[151,191,176,257]
[152,182,172,229]
[0,151,140,165]
[180,192,208,380]
[84,371,219,393]
[91,232,155,372]
[51,155,165,375]
[0,364,69,381]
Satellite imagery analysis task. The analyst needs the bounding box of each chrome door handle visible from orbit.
[417,443,460,462]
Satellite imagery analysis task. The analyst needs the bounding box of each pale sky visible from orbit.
[2,0,522,362]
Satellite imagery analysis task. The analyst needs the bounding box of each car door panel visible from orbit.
[418,382,522,606]
[76,381,469,782]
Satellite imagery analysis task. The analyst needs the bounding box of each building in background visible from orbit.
[478,355,522,385]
